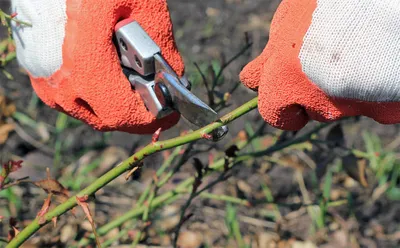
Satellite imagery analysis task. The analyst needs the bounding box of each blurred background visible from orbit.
[0,0,399,247]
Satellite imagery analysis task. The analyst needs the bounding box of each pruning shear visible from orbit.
[115,19,228,140]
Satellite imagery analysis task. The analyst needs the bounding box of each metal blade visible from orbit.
[155,71,218,127]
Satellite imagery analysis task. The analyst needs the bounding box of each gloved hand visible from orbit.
[11,0,184,134]
[240,0,400,130]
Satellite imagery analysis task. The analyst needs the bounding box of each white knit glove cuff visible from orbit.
[300,0,400,102]
[11,0,67,78]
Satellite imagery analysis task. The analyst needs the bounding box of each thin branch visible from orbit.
[194,62,214,106]
[0,9,32,27]
[2,177,31,190]
[213,41,252,90]
[172,180,198,247]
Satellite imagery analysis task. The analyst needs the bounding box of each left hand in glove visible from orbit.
[11,0,184,134]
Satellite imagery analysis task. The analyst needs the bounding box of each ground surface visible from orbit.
[0,0,399,247]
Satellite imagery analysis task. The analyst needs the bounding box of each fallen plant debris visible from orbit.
[0,93,15,144]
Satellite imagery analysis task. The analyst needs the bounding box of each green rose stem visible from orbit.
[7,97,259,248]
[79,118,328,247]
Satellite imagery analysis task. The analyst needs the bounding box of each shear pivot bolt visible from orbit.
[155,82,172,108]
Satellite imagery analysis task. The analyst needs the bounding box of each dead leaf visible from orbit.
[76,195,92,223]
[237,180,252,195]
[0,123,14,144]
[76,195,101,248]
[37,193,52,224]
[292,241,317,248]
[33,169,70,215]
[342,154,368,188]
[237,130,248,141]
[60,225,75,243]
[258,232,279,248]
[0,94,16,118]
[177,231,203,248]
[0,93,16,145]
[34,179,69,196]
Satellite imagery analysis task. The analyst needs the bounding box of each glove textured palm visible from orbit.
[12,0,184,134]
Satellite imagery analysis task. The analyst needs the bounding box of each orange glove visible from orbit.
[11,0,184,134]
[240,0,400,130]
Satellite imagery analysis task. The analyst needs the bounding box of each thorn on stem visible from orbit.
[152,173,159,184]
[125,161,143,181]
[52,217,57,227]
[152,128,162,143]
[201,133,213,140]
[7,218,19,242]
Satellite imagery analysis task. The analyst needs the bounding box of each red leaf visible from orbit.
[10,161,22,171]
[9,160,22,172]
[0,160,23,189]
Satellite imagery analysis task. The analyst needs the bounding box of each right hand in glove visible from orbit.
[11,0,184,134]
[240,0,400,130]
